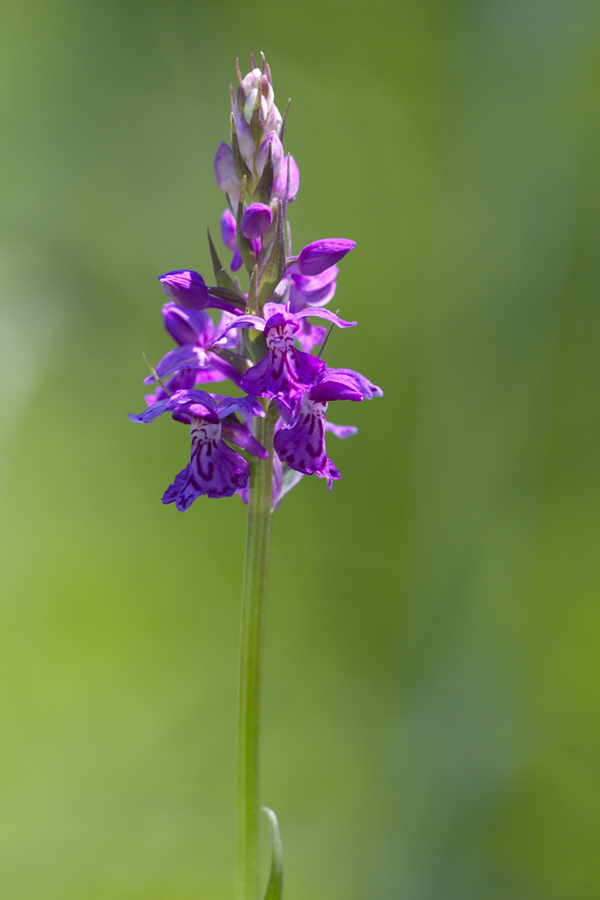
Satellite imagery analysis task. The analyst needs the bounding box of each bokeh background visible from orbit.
[2,0,600,897]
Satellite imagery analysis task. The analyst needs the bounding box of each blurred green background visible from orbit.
[1,0,600,897]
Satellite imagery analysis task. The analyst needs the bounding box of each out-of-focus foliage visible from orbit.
[1,1,600,897]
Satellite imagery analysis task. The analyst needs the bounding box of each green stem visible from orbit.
[237,409,276,900]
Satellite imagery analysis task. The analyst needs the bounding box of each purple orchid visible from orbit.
[143,302,245,394]
[222,302,356,400]
[129,389,267,508]
[273,368,382,488]
[273,394,340,489]
[131,56,382,511]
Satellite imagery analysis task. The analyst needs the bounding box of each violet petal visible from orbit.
[222,423,269,459]
[127,397,171,424]
[295,307,356,328]
[162,303,214,347]
[309,368,383,402]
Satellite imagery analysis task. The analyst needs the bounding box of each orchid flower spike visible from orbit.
[130,55,381,510]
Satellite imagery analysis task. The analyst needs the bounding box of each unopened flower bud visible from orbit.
[221,209,237,250]
[241,203,273,239]
[265,103,282,135]
[158,270,209,310]
[256,132,284,181]
[295,239,356,276]
[273,156,300,202]
[236,62,281,146]
[234,113,256,166]
[214,142,241,197]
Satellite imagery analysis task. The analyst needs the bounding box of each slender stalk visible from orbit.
[237,409,276,900]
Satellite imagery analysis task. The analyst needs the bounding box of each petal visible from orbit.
[295,307,356,328]
[295,349,327,386]
[166,389,218,415]
[143,345,211,383]
[325,421,358,439]
[293,266,339,290]
[309,368,383,402]
[220,314,265,336]
[222,423,269,458]
[296,320,327,353]
[289,266,338,310]
[273,395,340,490]
[162,444,249,507]
[162,303,214,346]
[240,355,272,396]
[217,394,265,419]
[194,355,244,386]
[231,246,244,272]
[127,397,171,424]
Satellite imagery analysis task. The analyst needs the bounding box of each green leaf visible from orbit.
[206,228,245,299]
[236,176,257,273]
[279,98,291,144]
[247,264,259,317]
[254,141,274,204]
[262,807,284,900]
[207,286,246,308]
[257,201,286,310]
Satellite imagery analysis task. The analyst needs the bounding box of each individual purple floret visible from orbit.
[273,367,381,488]
[129,390,267,508]
[223,303,356,400]
[143,303,244,392]
[274,394,340,489]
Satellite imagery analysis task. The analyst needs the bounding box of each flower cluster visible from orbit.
[129,54,382,510]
